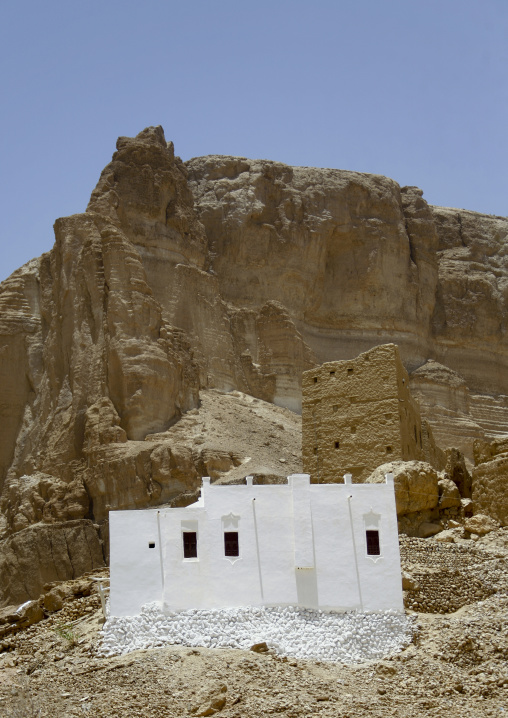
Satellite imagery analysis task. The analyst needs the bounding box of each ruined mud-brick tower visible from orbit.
[302,344,425,482]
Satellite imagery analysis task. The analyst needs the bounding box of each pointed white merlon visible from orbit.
[385,473,394,485]
[246,475,253,486]
[202,477,211,486]
[344,473,353,484]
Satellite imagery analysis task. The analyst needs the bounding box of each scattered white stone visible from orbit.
[99,604,414,664]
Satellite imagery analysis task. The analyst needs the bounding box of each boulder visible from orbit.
[43,585,72,612]
[401,571,419,591]
[418,522,442,538]
[0,599,44,638]
[438,477,461,509]
[366,461,439,515]
[433,529,457,542]
[190,682,227,716]
[464,514,500,536]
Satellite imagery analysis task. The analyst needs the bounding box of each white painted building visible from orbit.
[109,474,403,617]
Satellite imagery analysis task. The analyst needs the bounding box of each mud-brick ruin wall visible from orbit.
[302,344,424,482]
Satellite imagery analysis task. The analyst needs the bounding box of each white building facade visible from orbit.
[109,474,403,617]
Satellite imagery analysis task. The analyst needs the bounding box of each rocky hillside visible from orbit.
[1,527,507,717]
[1,126,507,606]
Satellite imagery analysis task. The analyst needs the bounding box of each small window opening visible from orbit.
[335,441,340,449]
[386,445,393,454]
[224,531,239,557]
[148,542,155,549]
[351,426,356,434]
[347,367,354,375]
[384,413,392,420]
[414,426,417,441]
[183,531,197,558]
[402,378,406,384]
[332,404,338,412]
[419,431,422,445]
[313,377,318,383]
[330,370,335,376]
[366,530,380,556]
[313,446,318,455]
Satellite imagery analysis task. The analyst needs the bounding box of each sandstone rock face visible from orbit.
[0,472,89,534]
[472,453,508,527]
[366,461,439,516]
[0,520,104,607]
[443,447,472,499]
[473,436,508,465]
[189,158,508,404]
[1,125,508,604]
[410,361,484,461]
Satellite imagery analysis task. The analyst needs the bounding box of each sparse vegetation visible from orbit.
[53,622,80,647]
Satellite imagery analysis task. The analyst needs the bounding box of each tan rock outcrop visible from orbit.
[473,436,508,465]
[443,447,472,498]
[0,472,89,534]
[464,514,500,536]
[366,461,439,516]
[472,453,508,527]
[0,520,104,608]
[438,477,462,509]
[410,361,485,461]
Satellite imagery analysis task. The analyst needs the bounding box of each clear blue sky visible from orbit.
[1,0,507,282]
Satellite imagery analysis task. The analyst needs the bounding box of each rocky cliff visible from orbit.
[1,125,507,605]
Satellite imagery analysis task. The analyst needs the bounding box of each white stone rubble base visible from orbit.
[100,604,414,663]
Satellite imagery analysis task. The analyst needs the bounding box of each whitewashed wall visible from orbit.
[109,474,403,617]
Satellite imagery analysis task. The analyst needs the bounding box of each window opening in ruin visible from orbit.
[330,370,335,376]
[313,377,318,383]
[414,426,417,441]
[351,426,356,434]
[314,447,318,454]
[335,441,340,449]
[183,532,197,558]
[385,413,392,419]
[386,446,392,454]
[224,531,239,557]
[347,368,354,375]
[366,530,380,556]
[333,405,338,412]
[148,542,155,549]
